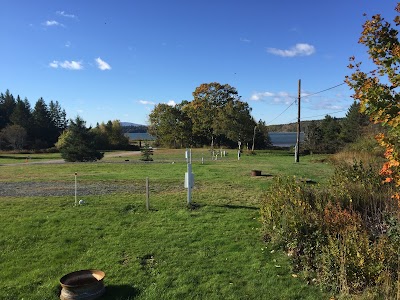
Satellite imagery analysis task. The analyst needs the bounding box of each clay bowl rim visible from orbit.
[60,269,105,288]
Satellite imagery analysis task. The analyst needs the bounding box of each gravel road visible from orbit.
[0,151,152,197]
[0,181,145,197]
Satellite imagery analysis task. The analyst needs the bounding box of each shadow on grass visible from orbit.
[215,204,259,210]
[55,283,140,299]
[0,154,51,161]
[103,285,140,299]
[0,155,42,160]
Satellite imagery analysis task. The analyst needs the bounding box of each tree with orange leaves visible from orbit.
[346,3,400,199]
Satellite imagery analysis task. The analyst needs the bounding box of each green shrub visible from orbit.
[260,161,399,297]
[260,177,326,275]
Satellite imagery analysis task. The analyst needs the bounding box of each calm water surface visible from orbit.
[126,132,304,147]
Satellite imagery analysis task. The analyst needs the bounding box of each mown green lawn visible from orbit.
[0,149,334,299]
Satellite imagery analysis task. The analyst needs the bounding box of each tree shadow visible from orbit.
[215,204,259,210]
[102,285,140,299]
[0,155,42,160]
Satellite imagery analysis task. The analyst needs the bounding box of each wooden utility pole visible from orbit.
[295,79,301,163]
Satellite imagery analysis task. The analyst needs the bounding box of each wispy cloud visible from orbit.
[311,99,345,111]
[65,41,71,48]
[43,20,64,27]
[267,43,315,57]
[250,91,295,105]
[95,57,111,70]
[250,92,274,101]
[240,37,251,43]
[56,11,77,19]
[49,60,83,70]
[139,100,155,105]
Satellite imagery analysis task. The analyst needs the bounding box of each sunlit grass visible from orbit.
[0,150,333,299]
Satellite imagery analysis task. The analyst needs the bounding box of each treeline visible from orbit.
[0,89,134,153]
[303,102,369,153]
[148,82,271,149]
[0,89,67,150]
[121,125,148,133]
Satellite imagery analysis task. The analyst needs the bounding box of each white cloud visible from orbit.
[240,37,251,43]
[44,20,64,27]
[95,57,111,70]
[49,60,83,70]
[139,100,155,105]
[312,100,345,111]
[49,61,59,68]
[250,91,295,105]
[167,100,176,106]
[56,11,77,19]
[250,92,274,101]
[65,41,71,48]
[267,43,315,57]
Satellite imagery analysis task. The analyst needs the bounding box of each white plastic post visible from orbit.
[146,177,150,210]
[187,163,192,204]
[74,172,77,206]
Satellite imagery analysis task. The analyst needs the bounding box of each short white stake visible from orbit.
[146,177,150,210]
[74,172,77,206]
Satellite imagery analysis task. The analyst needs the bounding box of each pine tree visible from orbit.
[340,101,369,143]
[58,117,104,162]
[10,96,32,131]
[140,143,153,161]
[0,90,16,129]
[49,100,68,135]
[32,98,55,148]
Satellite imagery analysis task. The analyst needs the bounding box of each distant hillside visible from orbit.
[267,118,343,132]
[120,122,144,127]
[121,124,148,134]
[268,120,315,132]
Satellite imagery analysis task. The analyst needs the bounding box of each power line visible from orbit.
[266,99,296,125]
[264,81,347,125]
[302,82,346,98]
[301,109,348,120]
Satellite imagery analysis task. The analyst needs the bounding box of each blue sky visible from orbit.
[1,1,398,126]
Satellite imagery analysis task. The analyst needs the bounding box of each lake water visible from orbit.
[269,132,304,147]
[126,132,304,147]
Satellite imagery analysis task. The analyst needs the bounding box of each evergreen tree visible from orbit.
[304,120,324,153]
[32,98,56,148]
[0,90,16,129]
[253,120,272,150]
[58,117,104,162]
[340,101,369,143]
[10,96,33,133]
[49,100,68,135]
[140,143,154,161]
[320,115,343,153]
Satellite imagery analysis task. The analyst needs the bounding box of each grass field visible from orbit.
[0,149,334,299]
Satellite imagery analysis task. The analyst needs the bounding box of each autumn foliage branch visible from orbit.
[346,3,400,200]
